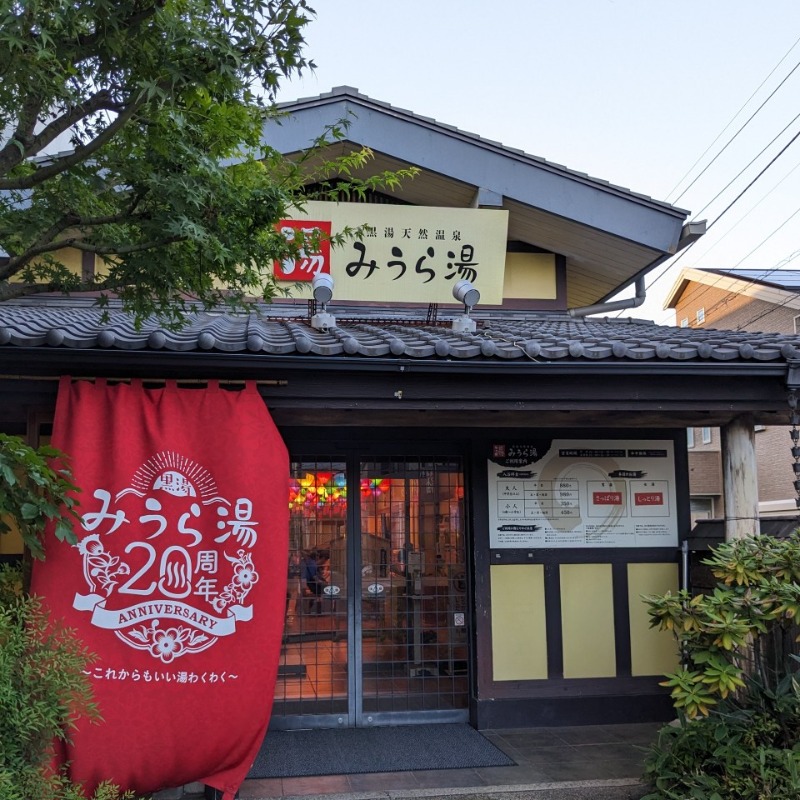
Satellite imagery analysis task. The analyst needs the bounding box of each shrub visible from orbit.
[0,431,150,800]
[642,532,800,800]
[0,432,81,560]
[642,708,800,799]
[0,564,147,800]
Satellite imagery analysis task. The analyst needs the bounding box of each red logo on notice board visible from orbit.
[274,220,331,280]
[635,493,664,506]
[593,492,623,505]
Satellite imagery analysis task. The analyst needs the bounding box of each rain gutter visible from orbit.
[0,346,792,381]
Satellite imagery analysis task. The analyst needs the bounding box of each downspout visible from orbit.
[568,275,647,318]
[567,219,707,319]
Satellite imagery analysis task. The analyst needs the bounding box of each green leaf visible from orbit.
[20,502,40,521]
[0,462,17,486]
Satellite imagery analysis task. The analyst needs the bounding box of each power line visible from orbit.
[647,157,800,327]
[681,200,800,320]
[667,35,800,204]
[729,205,800,269]
[612,39,800,324]
[703,124,800,238]
[695,243,800,327]
[651,123,800,314]
[691,109,800,221]
[687,155,800,264]
[617,125,800,317]
[733,258,800,332]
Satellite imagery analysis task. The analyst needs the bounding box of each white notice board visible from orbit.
[488,439,678,548]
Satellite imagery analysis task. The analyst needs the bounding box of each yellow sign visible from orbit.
[279,201,509,304]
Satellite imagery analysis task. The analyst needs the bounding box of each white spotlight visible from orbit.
[452,279,480,333]
[312,272,334,306]
[453,279,480,309]
[311,273,336,330]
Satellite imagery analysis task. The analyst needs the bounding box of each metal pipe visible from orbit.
[568,276,646,318]
[681,539,690,592]
[569,219,707,318]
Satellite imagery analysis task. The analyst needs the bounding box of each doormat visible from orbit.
[247,723,515,778]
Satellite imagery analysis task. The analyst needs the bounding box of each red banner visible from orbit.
[31,378,288,800]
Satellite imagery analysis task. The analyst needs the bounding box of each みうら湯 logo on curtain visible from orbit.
[73,451,261,662]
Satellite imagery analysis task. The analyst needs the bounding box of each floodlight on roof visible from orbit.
[451,279,480,333]
[310,273,336,331]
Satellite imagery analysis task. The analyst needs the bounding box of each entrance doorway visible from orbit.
[273,454,469,728]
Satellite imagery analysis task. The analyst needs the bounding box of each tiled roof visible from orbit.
[703,268,800,291]
[2,299,800,364]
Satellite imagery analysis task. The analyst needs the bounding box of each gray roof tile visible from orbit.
[3,299,800,366]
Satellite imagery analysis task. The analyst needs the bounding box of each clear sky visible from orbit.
[276,0,800,325]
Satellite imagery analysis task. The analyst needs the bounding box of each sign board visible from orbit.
[275,201,509,304]
[488,440,678,548]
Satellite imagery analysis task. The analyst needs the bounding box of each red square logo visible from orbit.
[274,220,332,281]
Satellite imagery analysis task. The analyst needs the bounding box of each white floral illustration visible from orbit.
[212,550,259,613]
[77,534,130,595]
[125,621,209,664]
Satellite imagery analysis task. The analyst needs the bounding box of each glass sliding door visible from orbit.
[273,459,349,725]
[359,457,468,722]
[272,451,469,728]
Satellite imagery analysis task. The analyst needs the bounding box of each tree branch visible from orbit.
[0,95,45,169]
[0,235,83,278]
[78,207,150,229]
[0,94,143,189]
[0,89,121,175]
[70,235,183,256]
[0,193,152,279]
[0,222,174,280]
[75,2,166,52]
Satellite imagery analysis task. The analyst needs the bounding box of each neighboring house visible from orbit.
[685,424,724,522]
[3,88,800,736]
[667,267,800,519]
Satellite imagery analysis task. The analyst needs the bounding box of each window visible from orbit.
[701,427,712,444]
[690,497,714,521]
[687,428,695,448]
[696,307,706,324]
[680,317,689,328]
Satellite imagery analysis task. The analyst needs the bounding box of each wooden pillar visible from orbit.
[721,415,759,540]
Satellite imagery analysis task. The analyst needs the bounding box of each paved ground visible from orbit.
[235,723,660,800]
[239,785,649,800]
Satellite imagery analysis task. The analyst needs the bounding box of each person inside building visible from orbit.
[301,548,326,613]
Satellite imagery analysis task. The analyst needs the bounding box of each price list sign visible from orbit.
[488,440,678,549]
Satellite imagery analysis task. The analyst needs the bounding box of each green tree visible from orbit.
[0,433,80,560]
[0,0,412,325]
